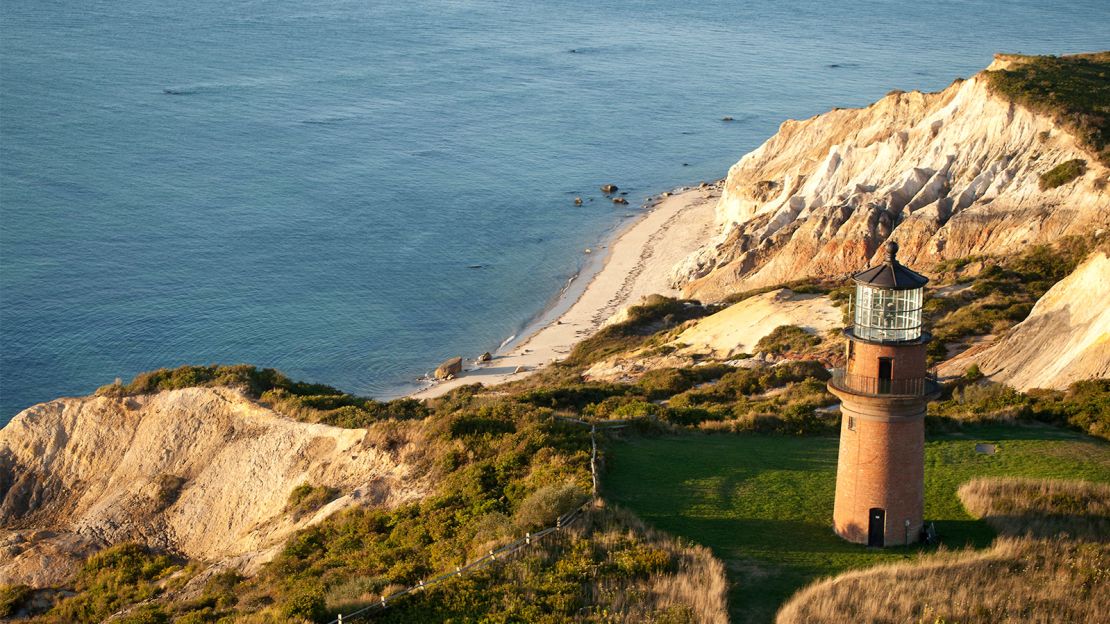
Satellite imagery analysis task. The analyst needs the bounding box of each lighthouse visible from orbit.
[828,241,939,547]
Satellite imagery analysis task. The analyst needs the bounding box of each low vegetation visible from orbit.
[29,544,184,624]
[563,295,716,368]
[753,325,821,356]
[958,477,1109,540]
[286,484,341,520]
[776,537,1109,624]
[929,378,1110,441]
[985,52,1110,166]
[1039,157,1087,189]
[0,585,34,618]
[96,363,429,427]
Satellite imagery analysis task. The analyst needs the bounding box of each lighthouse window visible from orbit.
[848,415,856,431]
[853,285,923,342]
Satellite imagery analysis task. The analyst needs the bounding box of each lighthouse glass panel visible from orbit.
[854,284,923,342]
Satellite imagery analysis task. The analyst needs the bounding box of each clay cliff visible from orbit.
[672,55,1110,301]
[938,252,1110,390]
[0,387,426,587]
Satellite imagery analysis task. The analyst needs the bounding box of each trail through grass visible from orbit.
[604,423,1110,624]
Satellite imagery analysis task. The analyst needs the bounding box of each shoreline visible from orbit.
[409,182,721,400]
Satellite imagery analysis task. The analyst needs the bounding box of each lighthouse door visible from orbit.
[877,358,893,394]
[868,508,885,547]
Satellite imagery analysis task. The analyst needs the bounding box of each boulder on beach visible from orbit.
[477,352,492,363]
[434,357,463,380]
[513,365,529,374]
[600,184,618,194]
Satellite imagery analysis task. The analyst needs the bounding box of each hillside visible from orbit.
[672,53,1110,301]
[0,387,426,587]
[938,251,1110,390]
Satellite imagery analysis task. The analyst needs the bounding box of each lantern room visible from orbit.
[851,242,928,343]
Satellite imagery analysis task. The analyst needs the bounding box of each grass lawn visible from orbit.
[603,423,1110,624]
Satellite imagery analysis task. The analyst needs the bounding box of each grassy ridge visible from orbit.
[604,425,1110,624]
[985,52,1110,166]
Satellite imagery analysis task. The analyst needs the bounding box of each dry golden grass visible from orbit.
[958,477,1110,540]
[553,504,729,624]
[777,477,1110,623]
[776,537,1110,624]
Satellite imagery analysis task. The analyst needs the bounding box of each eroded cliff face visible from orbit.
[673,61,1110,301]
[938,252,1110,390]
[0,387,426,586]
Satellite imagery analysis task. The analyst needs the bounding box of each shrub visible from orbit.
[754,325,822,356]
[280,585,327,622]
[638,368,695,399]
[45,543,178,623]
[286,484,340,519]
[513,483,587,530]
[1039,158,1087,189]
[1029,378,1110,440]
[154,474,187,508]
[0,585,32,618]
[116,606,169,624]
[612,545,672,578]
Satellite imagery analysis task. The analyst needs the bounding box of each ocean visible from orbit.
[2,0,1108,425]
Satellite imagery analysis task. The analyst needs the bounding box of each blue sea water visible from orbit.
[2,0,1108,424]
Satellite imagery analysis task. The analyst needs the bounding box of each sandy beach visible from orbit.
[410,184,720,399]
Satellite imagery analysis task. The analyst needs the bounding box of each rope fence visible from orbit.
[324,417,631,624]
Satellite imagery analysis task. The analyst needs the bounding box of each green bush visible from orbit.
[286,484,340,519]
[281,585,327,622]
[513,483,587,530]
[0,585,32,618]
[1039,159,1087,190]
[754,325,822,356]
[638,368,696,398]
[116,605,170,624]
[1029,379,1110,440]
[44,543,178,623]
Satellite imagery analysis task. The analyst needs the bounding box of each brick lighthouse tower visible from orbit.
[828,241,938,547]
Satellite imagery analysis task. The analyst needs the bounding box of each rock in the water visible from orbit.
[600,184,618,194]
[612,197,628,205]
[722,116,734,121]
[574,197,583,206]
[477,352,492,363]
[434,357,463,380]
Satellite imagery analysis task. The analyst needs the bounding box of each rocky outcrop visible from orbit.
[435,357,463,380]
[938,252,1110,390]
[0,387,426,586]
[672,57,1110,301]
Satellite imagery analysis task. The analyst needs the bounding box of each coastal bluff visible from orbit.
[672,54,1110,300]
[0,387,425,587]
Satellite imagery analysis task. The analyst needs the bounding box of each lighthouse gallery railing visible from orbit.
[829,369,938,397]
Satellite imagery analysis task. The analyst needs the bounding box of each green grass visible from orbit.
[604,424,1110,624]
